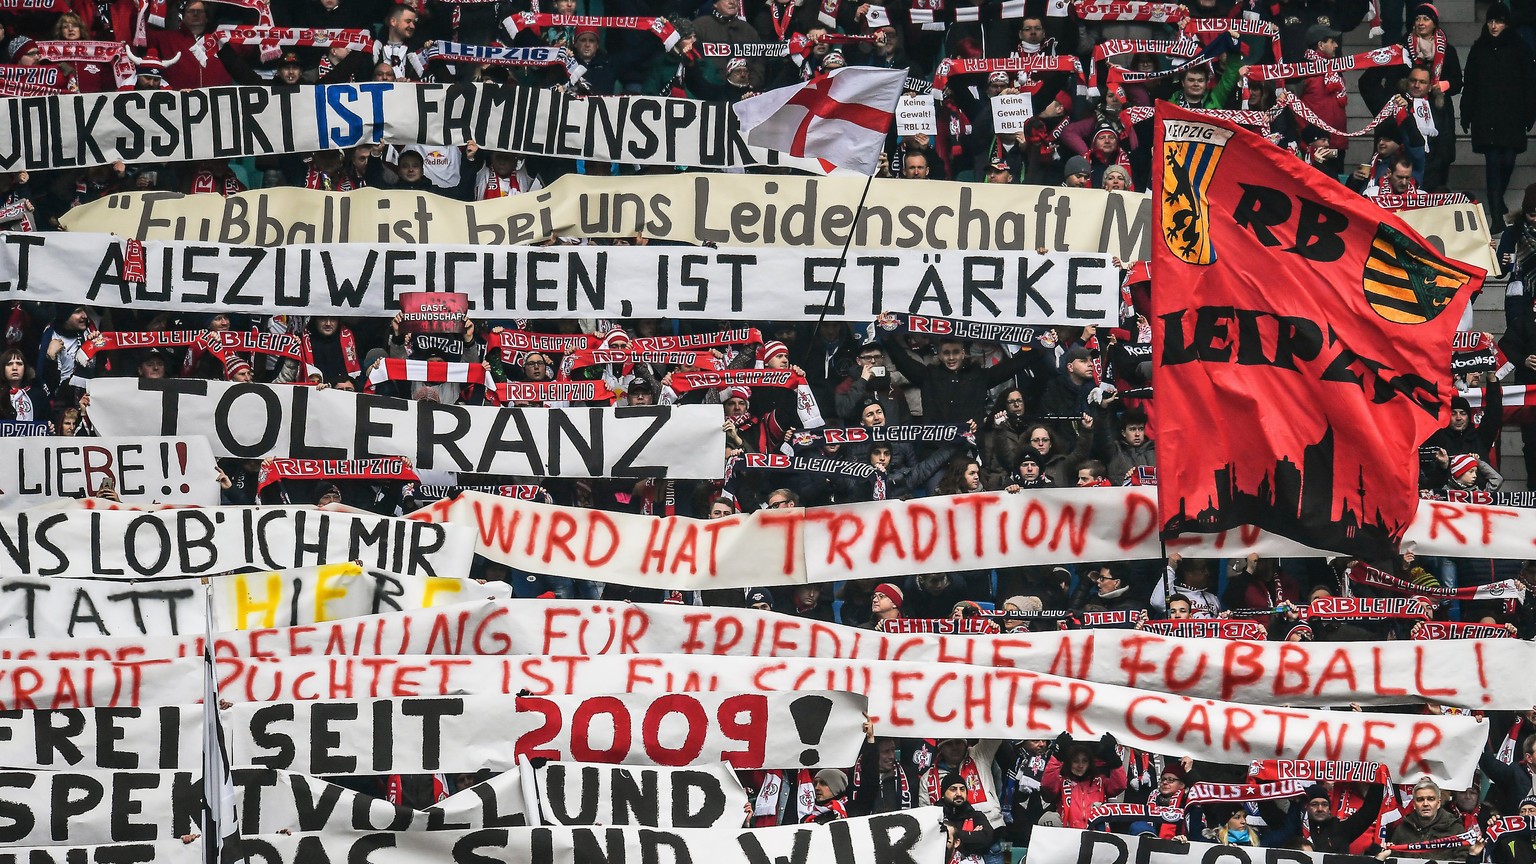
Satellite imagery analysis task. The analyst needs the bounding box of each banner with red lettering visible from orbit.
[0,658,201,708]
[1152,102,1483,558]
[18,599,1536,710]
[209,653,1483,786]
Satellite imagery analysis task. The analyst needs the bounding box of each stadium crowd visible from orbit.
[2,0,1536,859]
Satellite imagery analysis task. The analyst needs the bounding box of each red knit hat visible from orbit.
[874,582,904,607]
[759,340,789,363]
[1448,453,1478,479]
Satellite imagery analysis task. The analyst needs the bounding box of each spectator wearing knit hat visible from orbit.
[1422,393,1504,488]
[1439,450,1502,492]
[868,582,904,629]
[803,769,849,823]
[941,770,995,864]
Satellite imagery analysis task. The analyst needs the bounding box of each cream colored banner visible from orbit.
[57,175,1491,267]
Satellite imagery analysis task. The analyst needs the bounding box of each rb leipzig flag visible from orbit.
[732,67,905,175]
[1151,101,1483,558]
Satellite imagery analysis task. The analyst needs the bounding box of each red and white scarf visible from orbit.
[1072,1,1187,22]
[8,387,35,422]
[568,349,717,370]
[1347,561,1528,604]
[501,12,680,49]
[487,330,596,361]
[1496,717,1528,764]
[1246,45,1407,82]
[189,170,246,197]
[852,757,912,810]
[1412,621,1516,640]
[1302,596,1435,620]
[1074,610,1147,627]
[1372,190,1471,209]
[1405,28,1448,79]
[923,758,986,808]
[189,26,372,64]
[300,328,361,376]
[385,773,452,806]
[1278,89,1398,138]
[1186,780,1311,804]
[632,329,762,351]
[365,358,493,395]
[1385,827,1480,853]
[80,329,301,362]
[931,54,1079,91]
[669,368,805,393]
[1487,816,1536,841]
[257,457,418,490]
[1248,760,1389,785]
[1140,619,1266,640]
[495,380,614,404]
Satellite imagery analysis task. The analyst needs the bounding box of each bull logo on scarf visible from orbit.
[1361,222,1474,324]
[1158,119,1233,265]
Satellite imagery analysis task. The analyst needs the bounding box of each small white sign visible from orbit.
[992,93,1034,134]
[896,93,937,136]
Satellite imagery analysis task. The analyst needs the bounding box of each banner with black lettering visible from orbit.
[223,691,867,774]
[1027,826,1433,864]
[231,769,528,835]
[0,841,205,863]
[0,562,509,638]
[5,233,1119,326]
[0,770,202,846]
[231,810,945,864]
[0,506,471,578]
[86,378,725,479]
[535,762,748,828]
[57,177,1495,272]
[0,435,219,509]
[0,83,827,172]
[0,705,201,770]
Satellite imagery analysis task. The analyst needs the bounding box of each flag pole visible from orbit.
[803,171,877,369]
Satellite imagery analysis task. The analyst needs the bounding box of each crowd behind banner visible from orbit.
[2,0,1536,858]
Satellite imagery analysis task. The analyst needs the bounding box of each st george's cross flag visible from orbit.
[732,66,906,175]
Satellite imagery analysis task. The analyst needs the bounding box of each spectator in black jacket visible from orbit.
[1301,781,1385,854]
[1482,732,1536,816]
[941,772,995,864]
[1422,393,1503,488]
[878,334,1040,426]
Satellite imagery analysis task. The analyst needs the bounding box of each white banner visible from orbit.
[232,810,945,864]
[58,178,1492,271]
[0,435,219,509]
[0,840,205,864]
[0,705,202,770]
[0,657,201,708]
[5,233,1117,325]
[0,770,201,846]
[213,653,1480,787]
[224,691,867,774]
[88,379,725,480]
[0,562,508,638]
[0,506,472,578]
[232,769,528,834]
[409,489,1536,588]
[535,762,748,829]
[1029,826,1435,864]
[197,600,1536,710]
[0,83,822,171]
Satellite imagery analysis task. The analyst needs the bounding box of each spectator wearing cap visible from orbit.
[941,770,995,864]
[1134,759,1205,840]
[1061,155,1093,188]
[693,0,761,87]
[570,27,618,95]
[5,36,41,69]
[1463,3,1536,225]
[1101,164,1132,191]
[1295,24,1349,173]
[1084,120,1131,189]
[1440,450,1501,492]
[1404,3,1462,95]
[742,587,773,610]
[1294,780,1386,854]
[869,582,904,628]
[1035,345,1097,448]
[1422,394,1502,488]
[803,769,849,823]
[224,356,254,383]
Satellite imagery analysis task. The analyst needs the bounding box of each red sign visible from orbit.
[1151,102,1483,557]
[398,292,468,335]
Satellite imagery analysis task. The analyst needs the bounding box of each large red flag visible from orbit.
[1151,102,1484,558]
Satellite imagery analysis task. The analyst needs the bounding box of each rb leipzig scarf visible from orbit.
[1248,760,1388,785]
[669,368,806,393]
[632,329,762,351]
[1139,619,1266,640]
[567,349,719,370]
[1347,561,1527,604]
[486,330,596,360]
[493,380,615,404]
[873,312,1052,348]
[257,457,418,490]
[501,12,680,49]
[1303,596,1436,620]
[1411,621,1516,640]
[1246,45,1406,82]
